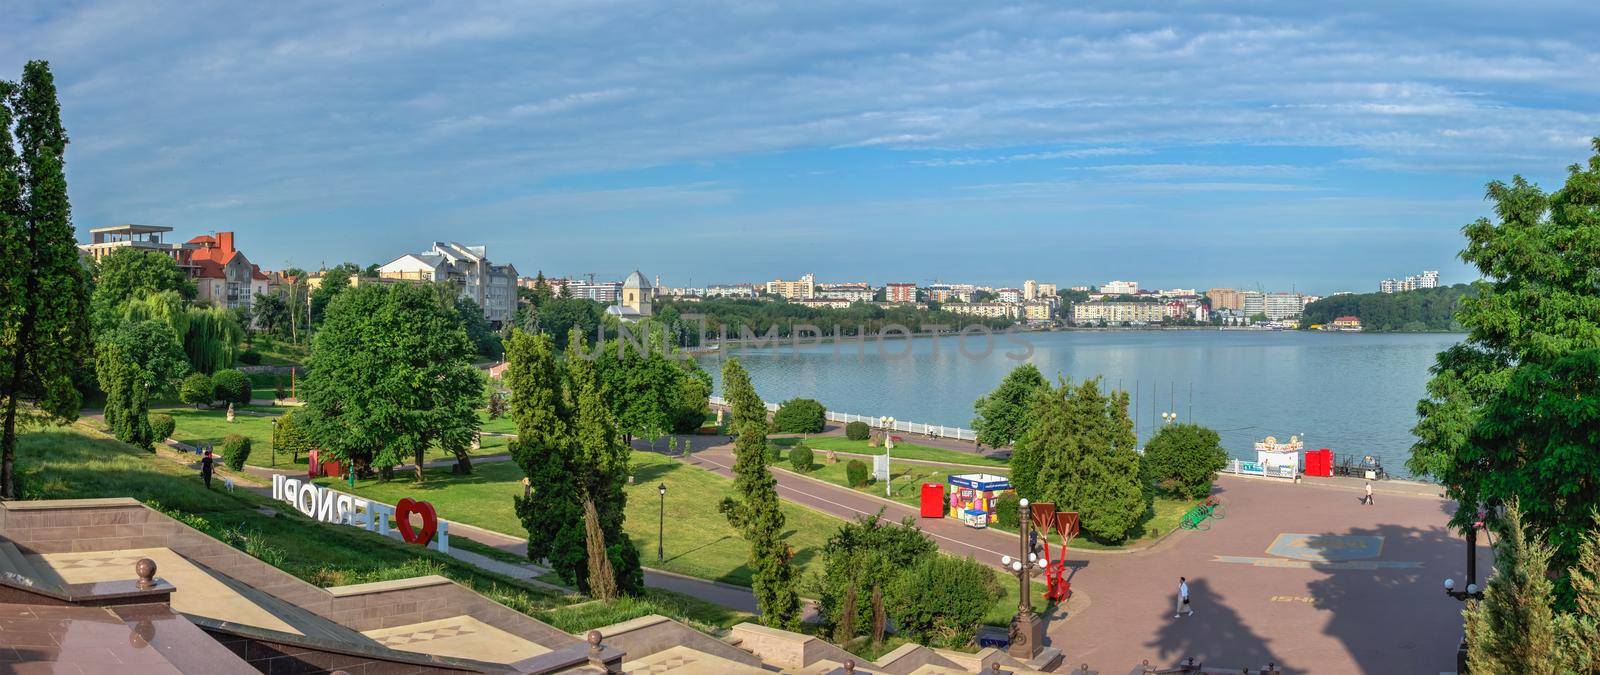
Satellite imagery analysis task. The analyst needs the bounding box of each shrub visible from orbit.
[790,445,815,472]
[845,420,871,441]
[994,492,1020,529]
[486,392,509,419]
[1139,424,1229,499]
[272,410,314,464]
[846,459,870,487]
[211,369,252,405]
[149,414,176,443]
[273,375,288,400]
[773,398,826,434]
[238,349,262,365]
[766,441,783,462]
[887,554,1002,649]
[179,372,215,408]
[221,434,252,471]
[818,513,939,640]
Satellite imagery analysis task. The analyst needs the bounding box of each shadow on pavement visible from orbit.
[1142,577,1295,673]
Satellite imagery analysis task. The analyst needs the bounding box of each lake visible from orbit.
[700,329,1462,477]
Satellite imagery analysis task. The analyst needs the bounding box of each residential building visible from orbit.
[604,270,654,321]
[1380,270,1441,293]
[378,241,518,327]
[795,298,854,310]
[885,283,918,304]
[1207,288,1245,311]
[1069,285,1091,293]
[816,283,874,303]
[1022,301,1054,322]
[1072,301,1166,325]
[1157,288,1198,298]
[1193,303,1210,323]
[926,284,974,303]
[766,273,815,300]
[185,232,271,311]
[1262,292,1306,319]
[995,288,1022,304]
[1242,291,1265,317]
[1023,280,1038,300]
[705,284,757,298]
[944,302,1019,319]
[564,281,622,303]
[1100,280,1139,295]
[1163,301,1187,320]
[1330,315,1364,331]
[1037,283,1057,298]
[79,224,196,268]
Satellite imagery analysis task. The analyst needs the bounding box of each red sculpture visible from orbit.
[395,498,439,547]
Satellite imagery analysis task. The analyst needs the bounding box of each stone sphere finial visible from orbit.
[843,659,856,674]
[587,630,603,647]
[135,558,157,589]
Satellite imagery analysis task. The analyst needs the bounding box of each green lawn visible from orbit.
[250,339,309,366]
[782,446,1190,551]
[13,424,745,635]
[152,406,503,469]
[315,449,1048,624]
[798,436,1008,468]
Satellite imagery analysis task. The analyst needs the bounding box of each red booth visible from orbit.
[1304,448,1333,477]
[919,483,945,518]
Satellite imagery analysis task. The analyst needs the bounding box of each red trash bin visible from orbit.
[920,483,945,518]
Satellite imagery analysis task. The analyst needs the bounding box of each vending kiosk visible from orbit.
[946,473,1014,528]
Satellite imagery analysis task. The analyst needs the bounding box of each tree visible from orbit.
[300,283,483,480]
[308,265,351,326]
[1461,505,1600,674]
[210,369,251,405]
[95,320,189,451]
[1,62,94,498]
[89,248,194,331]
[773,398,826,433]
[455,297,502,359]
[179,372,214,407]
[670,361,712,433]
[272,410,313,465]
[887,554,1002,649]
[119,290,243,374]
[596,326,679,446]
[973,363,1045,448]
[718,358,800,627]
[1409,139,1600,601]
[1018,378,1144,542]
[252,291,289,337]
[815,511,936,640]
[566,332,642,598]
[1140,423,1228,499]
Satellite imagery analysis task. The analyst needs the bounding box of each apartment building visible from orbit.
[1100,280,1139,295]
[1037,282,1057,298]
[816,283,874,303]
[945,302,1019,319]
[706,284,758,298]
[1245,292,1307,319]
[1023,280,1038,300]
[885,283,918,304]
[1022,301,1054,322]
[995,288,1022,304]
[765,273,815,299]
[79,224,196,267]
[1379,270,1441,293]
[378,242,519,327]
[926,284,974,303]
[1207,288,1245,311]
[1072,301,1166,325]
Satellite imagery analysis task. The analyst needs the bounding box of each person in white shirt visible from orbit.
[1362,482,1374,506]
[1175,577,1194,618]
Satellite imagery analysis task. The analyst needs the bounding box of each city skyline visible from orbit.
[10,2,1599,292]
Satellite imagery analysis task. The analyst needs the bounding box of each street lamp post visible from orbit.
[1161,411,1177,426]
[657,483,668,563]
[1001,497,1045,660]
[879,416,896,497]
[1444,509,1486,672]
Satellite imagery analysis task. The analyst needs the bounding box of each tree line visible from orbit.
[1299,284,1474,332]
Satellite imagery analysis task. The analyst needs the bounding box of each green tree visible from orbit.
[1465,505,1562,674]
[887,554,1002,649]
[566,332,643,598]
[89,248,194,331]
[252,291,289,336]
[210,369,251,405]
[300,283,484,480]
[670,361,712,433]
[455,297,503,359]
[597,325,679,446]
[718,358,800,627]
[308,265,351,326]
[973,363,1045,448]
[179,372,214,407]
[1020,378,1144,542]
[773,398,826,433]
[1409,139,1600,600]
[272,409,314,465]
[815,511,936,640]
[95,320,189,451]
[1140,423,1228,499]
[0,62,94,498]
[120,291,244,374]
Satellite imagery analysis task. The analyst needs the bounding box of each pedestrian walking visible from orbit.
[1362,482,1374,506]
[1175,577,1194,618]
[201,449,215,489]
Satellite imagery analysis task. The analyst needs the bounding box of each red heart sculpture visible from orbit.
[395,498,438,547]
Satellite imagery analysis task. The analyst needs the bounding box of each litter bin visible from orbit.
[919,483,945,518]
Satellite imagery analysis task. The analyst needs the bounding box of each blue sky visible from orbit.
[7,1,1599,294]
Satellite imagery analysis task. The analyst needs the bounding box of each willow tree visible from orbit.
[122,290,243,373]
[0,61,92,498]
[96,320,189,451]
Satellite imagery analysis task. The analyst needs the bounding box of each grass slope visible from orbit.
[796,436,1008,468]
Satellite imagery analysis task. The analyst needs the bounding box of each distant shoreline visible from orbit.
[685,325,1464,354]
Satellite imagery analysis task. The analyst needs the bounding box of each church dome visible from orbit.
[623,270,651,290]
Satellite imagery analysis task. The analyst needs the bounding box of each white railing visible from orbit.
[1224,458,1297,480]
[708,396,978,442]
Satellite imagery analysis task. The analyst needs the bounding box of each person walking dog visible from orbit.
[200,448,215,489]
[1175,577,1194,618]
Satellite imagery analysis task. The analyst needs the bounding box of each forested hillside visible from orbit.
[1300,284,1474,331]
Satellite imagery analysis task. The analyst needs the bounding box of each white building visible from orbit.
[1262,292,1306,319]
[927,284,974,303]
[378,242,518,327]
[1380,270,1441,293]
[945,302,1019,319]
[79,224,196,267]
[996,288,1023,304]
[705,284,757,298]
[1100,280,1139,295]
[816,283,874,303]
[1072,302,1166,325]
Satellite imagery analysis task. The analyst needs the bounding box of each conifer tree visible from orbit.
[718,358,800,627]
[1022,378,1144,542]
[0,62,92,498]
[1465,505,1561,675]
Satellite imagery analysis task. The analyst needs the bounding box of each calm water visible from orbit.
[701,330,1461,476]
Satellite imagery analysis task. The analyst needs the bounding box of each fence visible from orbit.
[708,396,978,442]
[1224,459,1296,480]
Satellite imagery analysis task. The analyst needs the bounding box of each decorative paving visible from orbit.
[37,548,303,635]
[361,615,549,663]
[623,645,768,675]
[1211,532,1423,570]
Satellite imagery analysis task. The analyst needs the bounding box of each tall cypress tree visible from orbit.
[718,358,800,627]
[0,61,92,499]
[507,329,581,578]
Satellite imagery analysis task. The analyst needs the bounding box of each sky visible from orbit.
[7,1,1600,294]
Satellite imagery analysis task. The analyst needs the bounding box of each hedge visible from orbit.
[773,398,826,434]
[149,414,176,443]
[211,369,252,405]
[221,434,252,471]
[790,445,815,472]
[845,420,871,441]
[846,459,870,487]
